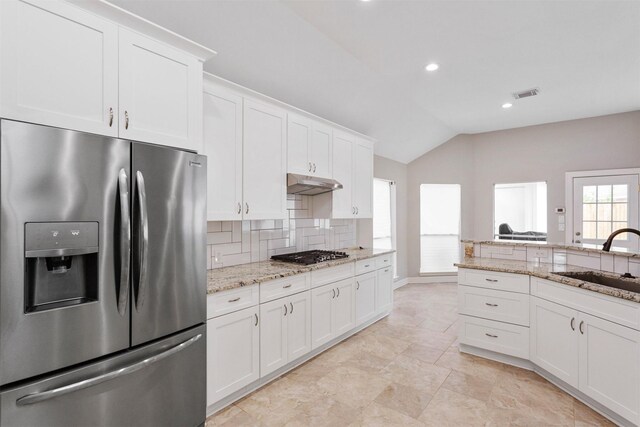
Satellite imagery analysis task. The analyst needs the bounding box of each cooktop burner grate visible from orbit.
[271,250,349,265]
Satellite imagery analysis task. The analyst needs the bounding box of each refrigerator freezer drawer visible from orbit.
[0,325,206,427]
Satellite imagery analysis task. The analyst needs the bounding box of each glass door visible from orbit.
[572,174,639,250]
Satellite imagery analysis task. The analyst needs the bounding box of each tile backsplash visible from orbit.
[206,195,356,269]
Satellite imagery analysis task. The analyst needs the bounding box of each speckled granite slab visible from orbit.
[455,257,640,303]
[207,248,395,294]
[461,239,640,258]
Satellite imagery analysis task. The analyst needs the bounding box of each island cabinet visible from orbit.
[530,295,640,424]
[459,268,640,425]
[0,0,211,152]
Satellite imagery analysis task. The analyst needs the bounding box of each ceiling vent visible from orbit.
[512,88,540,100]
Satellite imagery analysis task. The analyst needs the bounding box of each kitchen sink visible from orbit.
[552,271,640,293]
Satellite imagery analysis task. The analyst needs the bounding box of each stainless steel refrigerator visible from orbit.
[0,119,207,426]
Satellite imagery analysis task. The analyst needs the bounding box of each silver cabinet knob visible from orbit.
[245,203,249,215]
[289,302,293,314]
[254,313,258,326]
[313,163,316,173]
[308,162,312,172]
[109,107,114,127]
[237,202,242,215]
[579,320,584,334]
[570,317,575,331]
[124,111,129,130]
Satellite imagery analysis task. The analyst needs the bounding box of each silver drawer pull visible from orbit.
[485,279,498,283]
[384,269,389,273]
[364,264,370,268]
[485,333,498,338]
[485,303,498,307]
[282,284,292,289]
[228,297,240,303]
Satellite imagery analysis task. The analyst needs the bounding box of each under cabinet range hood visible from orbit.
[287,173,343,196]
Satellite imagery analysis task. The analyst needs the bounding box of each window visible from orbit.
[373,178,397,277]
[420,184,461,274]
[494,182,547,241]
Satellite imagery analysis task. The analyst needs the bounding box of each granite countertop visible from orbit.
[455,257,640,303]
[207,248,395,294]
[461,239,640,258]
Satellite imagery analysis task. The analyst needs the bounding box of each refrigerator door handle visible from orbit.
[15,334,202,407]
[135,171,149,311]
[117,168,131,316]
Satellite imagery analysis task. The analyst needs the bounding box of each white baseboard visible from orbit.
[393,278,409,289]
[407,275,457,284]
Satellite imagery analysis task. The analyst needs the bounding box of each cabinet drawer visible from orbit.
[260,273,310,303]
[458,268,529,294]
[375,254,392,269]
[311,263,354,288]
[531,277,640,330]
[355,259,376,276]
[458,285,529,326]
[207,285,259,319]
[459,315,529,359]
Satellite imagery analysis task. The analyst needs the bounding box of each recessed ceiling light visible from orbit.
[360,0,371,2]
[502,103,513,109]
[425,63,439,72]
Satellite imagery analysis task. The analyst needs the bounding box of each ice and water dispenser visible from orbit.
[24,222,99,313]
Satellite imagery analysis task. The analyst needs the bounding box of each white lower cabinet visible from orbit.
[311,278,356,349]
[206,306,259,407]
[578,312,640,423]
[376,266,393,313]
[530,295,640,424]
[530,297,579,387]
[260,291,311,377]
[355,272,376,326]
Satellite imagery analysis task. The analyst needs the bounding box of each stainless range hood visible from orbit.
[287,173,343,196]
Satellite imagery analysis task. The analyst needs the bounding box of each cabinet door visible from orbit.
[259,299,288,377]
[331,131,355,218]
[310,122,333,178]
[311,284,334,350]
[243,99,287,220]
[530,297,579,387]
[333,278,356,336]
[353,139,374,218]
[376,267,394,314]
[287,292,312,362]
[207,306,259,406]
[203,85,243,220]
[355,273,377,326]
[119,28,202,152]
[0,0,118,136]
[287,114,312,175]
[578,312,640,423]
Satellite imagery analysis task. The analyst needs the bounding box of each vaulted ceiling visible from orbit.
[110,0,640,163]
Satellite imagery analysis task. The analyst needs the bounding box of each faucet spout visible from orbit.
[602,228,640,252]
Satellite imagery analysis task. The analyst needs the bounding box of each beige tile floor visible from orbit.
[205,283,615,427]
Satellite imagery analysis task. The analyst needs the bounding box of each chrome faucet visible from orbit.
[602,228,640,251]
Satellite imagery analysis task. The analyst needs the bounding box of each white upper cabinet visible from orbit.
[0,0,213,151]
[287,114,313,176]
[0,0,118,136]
[310,122,333,178]
[287,114,333,178]
[203,83,243,221]
[119,28,203,152]
[353,138,374,218]
[243,99,287,220]
[331,131,356,218]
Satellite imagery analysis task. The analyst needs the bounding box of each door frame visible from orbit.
[564,168,640,244]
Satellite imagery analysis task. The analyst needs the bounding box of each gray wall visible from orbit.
[373,155,409,280]
[392,111,640,278]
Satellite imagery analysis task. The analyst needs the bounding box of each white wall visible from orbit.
[404,111,640,277]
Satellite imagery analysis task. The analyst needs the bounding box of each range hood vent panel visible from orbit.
[287,173,343,196]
